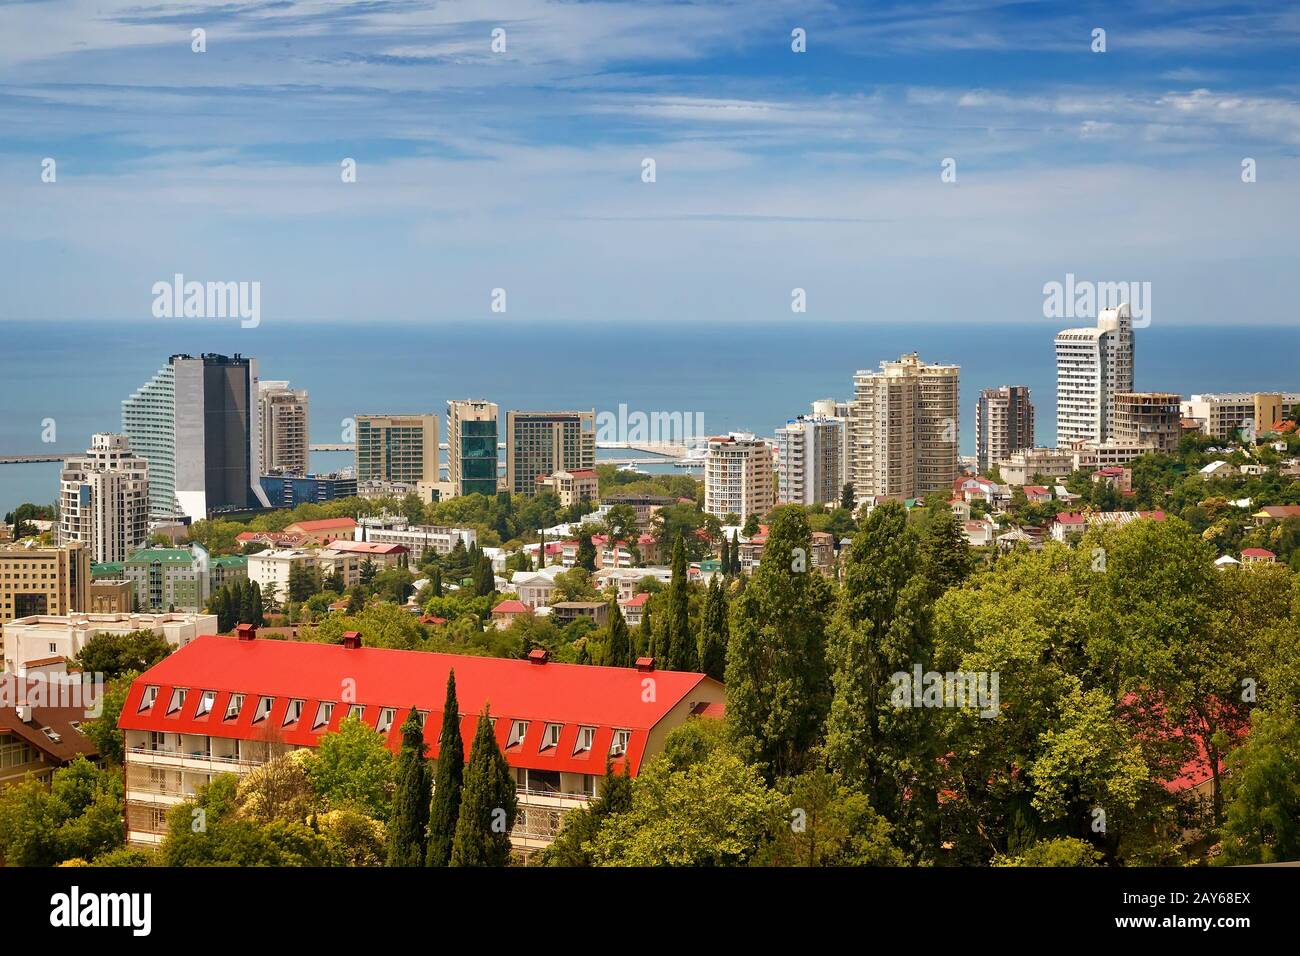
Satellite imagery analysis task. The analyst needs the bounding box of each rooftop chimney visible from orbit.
[235,623,256,641]
[527,648,549,664]
[635,656,655,672]
[341,631,363,650]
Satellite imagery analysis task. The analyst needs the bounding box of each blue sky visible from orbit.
[2,0,1298,326]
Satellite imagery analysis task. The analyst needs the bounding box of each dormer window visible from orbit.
[195,690,216,718]
[225,694,245,721]
[252,696,274,724]
[138,685,159,713]
[416,710,429,729]
[166,688,188,715]
[574,725,595,754]
[283,699,305,727]
[313,702,335,730]
[347,704,365,721]
[376,708,396,734]
[610,729,631,756]
[507,720,529,749]
[540,722,562,750]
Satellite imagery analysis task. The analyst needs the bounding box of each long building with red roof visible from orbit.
[117,625,724,853]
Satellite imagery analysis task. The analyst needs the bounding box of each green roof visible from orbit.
[91,562,124,578]
[211,555,247,568]
[126,547,196,565]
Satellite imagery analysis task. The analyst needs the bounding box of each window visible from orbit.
[540,722,562,750]
[195,690,216,718]
[138,685,159,713]
[507,720,528,748]
[313,702,334,730]
[252,696,274,724]
[574,725,595,754]
[225,694,245,721]
[376,708,396,734]
[283,699,304,726]
[347,704,365,721]
[416,710,429,729]
[166,688,188,715]
[610,729,631,756]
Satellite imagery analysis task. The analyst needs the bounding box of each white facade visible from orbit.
[1055,305,1134,447]
[58,434,150,563]
[355,518,477,562]
[704,433,776,521]
[775,416,844,505]
[246,548,319,597]
[2,611,216,674]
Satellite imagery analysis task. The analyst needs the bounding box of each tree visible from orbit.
[605,596,633,668]
[303,716,395,821]
[659,536,696,671]
[288,562,319,603]
[697,576,728,681]
[840,482,855,513]
[742,514,761,538]
[552,567,598,603]
[386,708,431,866]
[920,506,973,597]
[539,759,632,866]
[359,557,377,587]
[426,672,465,866]
[576,533,597,573]
[993,837,1104,867]
[79,672,137,765]
[725,506,833,779]
[451,709,518,866]
[346,584,367,614]
[1215,708,1300,865]
[0,758,124,866]
[758,764,905,867]
[72,630,171,680]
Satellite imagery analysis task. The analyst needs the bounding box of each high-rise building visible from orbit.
[447,400,500,497]
[259,381,310,476]
[0,542,89,625]
[506,410,595,496]
[1181,392,1300,440]
[775,416,844,505]
[354,415,439,484]
[810,398,853,498]
[704,433,776,520]
[1112,392,1182,454]
[850,353,960,501]
[1055,305,1134,447]
[58,433,151,563]
[976,386,1035,475]
[122,353,271,521]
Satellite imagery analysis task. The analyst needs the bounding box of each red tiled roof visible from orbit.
[118,635,721,775]
[285,517,358,533]
[620,592,651,608]
[323,540,408,555]
[1241,548,1275,558]
[492,600,529,615]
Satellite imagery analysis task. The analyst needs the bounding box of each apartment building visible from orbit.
[996,447,1085,486]
[774,416,844,505]
[703,433,776,521]
[1,700,98,787]
[536,469,600,508]
[317,541,408,587]
[1181,392,1300,440]
[810,398,854,493]
[259,381,310,476]
[122,353,272,521]
[354,516,476,563]
[506,410,596,496]
[354,415,439,484]
[2,611,216,674]
[850,353,961,501]
[246,548,319,598]
[601,493,674,530]
[259,471,358,509]
[125,545,245,613]
[88,579,134,613]
[117,629,725,852]
[976,386,1035,475]
[57,433,150,564]
[0,542,89,627]
[1055,305,1135,446]
[282,517,358,545]
[1112,392,1182,454]
[447,400,500,497]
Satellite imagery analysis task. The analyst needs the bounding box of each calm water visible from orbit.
[2,318,1297,514]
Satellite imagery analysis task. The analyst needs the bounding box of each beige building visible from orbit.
[259,381,310,476]
[88,579,134,613]
[1111,392,1182,454]
[775,416,844,505]
[58,433,150,564]
[995,447,1084,486]
[537,469,599,507]
[851,353,961,501]
[2,611,216,674]
[704,433,776,521]
[447,400,500,497]
[355,414,439,484]
[506,410,596,496]
[1181,392,1300,440]
[0,542,89,628]
[976,386,1034,475]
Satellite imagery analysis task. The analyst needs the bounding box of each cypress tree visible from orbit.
[249,580,264,626]
[919,506,973,598]
[605,595,632,668]
[840,482,856,513]
[576,533,597,572]
[697,576,728,680]
[635,599,652,659]
[431,566,443,597]
[664,536,695,670]
[426,672,464,866]
[238,579,256,624]
[450,709,519,867]
[387,707,432,866]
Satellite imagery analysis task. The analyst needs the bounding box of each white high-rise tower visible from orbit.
[1055,304,1135,446]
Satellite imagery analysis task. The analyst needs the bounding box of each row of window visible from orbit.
[137,685,632,757]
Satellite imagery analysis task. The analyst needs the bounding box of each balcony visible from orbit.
[126,746,261,772]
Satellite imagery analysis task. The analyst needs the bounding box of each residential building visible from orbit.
[510,566,566,609]
[246,548,319,599]
[282,517,358,545]
[125,545,243,613]
[1,698,98,787]
[601,493,674,530]
[850,353,961,501]
[491,599,531,629]
[1112,392,1182,454]
[548,602,609,628]
[354,517,476,563]
[1051,510,1166,542]
[354,415,439,484]
[1241,548,1276,565]
[122,353,272,521]
[1253,505,1300,526]
[537,469,600,508]
[2,611,216,674]
[317,541,409,587]
[704,433,776,521]
[506,410,596,496]
[258,381,310,476]
[997,447,1087,486]
[1055,305,1135,446]
[447,400,500,497]
[1075,438,1155,467]
[595,566,673,603]
[117,630,725,851]
[976,386,1035,475]
[810,398,854,494]
[88,579,134,613]
[57,433,150,563]
[259,472,357,509]
[1181,392,1300,440]
[1093,466,1133,495]
[619,592,649,627]
[0,542,89,627]
[775,416,844,505]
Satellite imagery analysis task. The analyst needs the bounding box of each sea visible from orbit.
[2,318,1297,515]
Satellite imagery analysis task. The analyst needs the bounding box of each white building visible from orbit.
[775,416,844,505]
[58,433,150,563]
[259,381,310,476]
[509,566,567,609]
[354,516,476,563]
[246,548,319,597]
[2,611,216,674]
[704,433,775,521]
[1055,305,1134,447]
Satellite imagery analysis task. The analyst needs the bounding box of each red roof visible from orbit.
[285,517,357,533]
[1023,486,1049,495]
[620,592,650,608]
[118,635,721,776]
[1241,548,1275,558]
[492,600,529,615]
[323,540,408,555]
[1055,513,1087,524]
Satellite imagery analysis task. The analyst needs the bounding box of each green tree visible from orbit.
[426,672,465,866]
[0,758,124,866]
[450,709,519,867]
[385,708,431,866]
[303,716,395,821]
[72,630,171,680]
[920,505,974,597]
[758,764,906,866]
[840,482,855,513]
[605,596,633,668]
[697,576,728,681]
[659,535,696,671]
[1215,708,1300,865]
[539,759,633,866]
[576,533,597,573]
[80,672,137,765]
